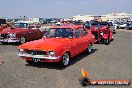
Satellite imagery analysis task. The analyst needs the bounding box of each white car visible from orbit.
[108,20,119,30]
[119,22,127,29]
[108,22,116,34]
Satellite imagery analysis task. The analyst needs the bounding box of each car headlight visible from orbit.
[49,51,55,57]
[19,49,25,54]
[8,33,16,38]
[100,32,103,35]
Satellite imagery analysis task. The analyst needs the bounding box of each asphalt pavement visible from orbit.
[0,29,132,88]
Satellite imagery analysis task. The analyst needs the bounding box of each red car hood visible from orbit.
[18,38,71,50]
[0,28,28,34]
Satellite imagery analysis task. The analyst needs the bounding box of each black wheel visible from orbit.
[85,44,92,54]
[59,53,70,68]
[104,39,109,45]
[113,31,116,34]
[20,37,26,44]
[26,60,35,64]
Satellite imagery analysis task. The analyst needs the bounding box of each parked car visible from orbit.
[0,21,43,44]
[17,25,95,67]
[126,22,132,30]
[118,22,127,29]
[40,25,51,34]
[108,20,120,30]
[0,19,9,31]
[108,22,116,34]
[28,23,41,29]
[83,21,90,29]
[90,21,113,45]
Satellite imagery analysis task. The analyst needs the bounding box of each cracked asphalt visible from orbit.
[0,29,132,88]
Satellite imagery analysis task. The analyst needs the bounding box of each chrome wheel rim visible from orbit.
[88,45,92,53]
[62,53,69,66]
[20,37,26,44]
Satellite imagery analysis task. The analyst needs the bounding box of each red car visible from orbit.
[17,25,95,67]
[0,22,43,44]
[90,21,113,45]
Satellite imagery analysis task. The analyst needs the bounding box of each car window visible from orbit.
[99,22,108,26]
[36,26,40,28]
[14,23,28,28]
[80,28,87,37]
[29,26,35,29]
[91,22,98,27]
[108,22,113,26]
[44,28,73,38]
[74,29,80,38]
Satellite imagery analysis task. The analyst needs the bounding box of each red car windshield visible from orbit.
[91,22,108,27]
[99,22,108,27]
[44,28,73,38]
[91,23,98,28]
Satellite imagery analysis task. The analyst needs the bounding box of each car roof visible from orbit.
[51,25,83,29]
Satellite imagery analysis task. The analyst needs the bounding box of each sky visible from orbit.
[0,0,132,18]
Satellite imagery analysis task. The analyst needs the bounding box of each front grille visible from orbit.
[32,51,47,55]
[26,50,47,56]
[1,34,8,39]
[92,32,98,40]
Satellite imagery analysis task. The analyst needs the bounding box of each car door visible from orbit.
[28,24,39,40]
[30,24,43,40]
[79,27,90,51]
[35,25,43,39]
[25,28,34,40]
[69,29,82,56]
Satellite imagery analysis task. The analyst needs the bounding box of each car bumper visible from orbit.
[119,26,126,29]
[127,27,132,30]
[17,53,61,62]
[0,38,20,43]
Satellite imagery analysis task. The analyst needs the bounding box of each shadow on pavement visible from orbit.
[25,62,64,70]
[69,49,98,66]
[25,49,98,70]
[0,42,20,46]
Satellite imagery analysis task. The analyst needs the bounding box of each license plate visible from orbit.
[32,58,41,62]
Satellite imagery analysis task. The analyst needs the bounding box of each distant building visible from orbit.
[73,15,94,22]
[104,12,132,21]
[72,12,132,22]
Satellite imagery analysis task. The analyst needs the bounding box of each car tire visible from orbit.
[26,60,34,64]
[113,30,116,34]
[86,44,92,54]
[104,39,109,45]
[20,37,26,44]
[114,32,116,34]
[59,53,70,68]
